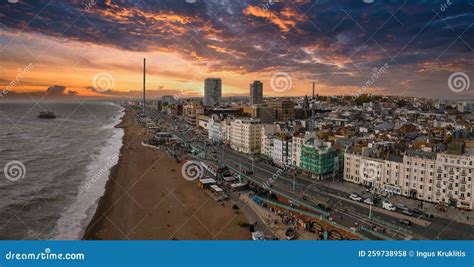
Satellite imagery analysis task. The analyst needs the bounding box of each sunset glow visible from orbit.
[0,1,472,99]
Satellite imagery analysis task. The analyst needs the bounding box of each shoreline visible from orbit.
[82,106,128,240]
[83,107,251,240]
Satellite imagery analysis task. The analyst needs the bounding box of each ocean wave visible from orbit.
[50,106,125,240]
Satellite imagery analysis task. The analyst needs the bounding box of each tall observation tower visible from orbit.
[311,82,315,131]
[143,58,146,115]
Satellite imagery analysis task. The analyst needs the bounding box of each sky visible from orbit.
[0,0,472,99]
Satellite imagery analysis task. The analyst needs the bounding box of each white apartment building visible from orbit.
[261,124,279,159]
[436,153,473,210]
[273,136,292,167]
[230,119,262,154]
[344,149,474,209]
[345,151,381,188]
[222,120,232,144]
[261,135,275,158]
[208,117,222,142]
[291,134,305,167]
[401,151,437,201]
[383,156,404,195]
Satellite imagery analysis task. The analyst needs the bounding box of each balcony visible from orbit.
[437,168,443,173]
[435,192,441,196]
[460,179,467,184]
[460,187,466,192]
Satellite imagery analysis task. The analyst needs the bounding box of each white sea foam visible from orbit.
[51,104,125,239]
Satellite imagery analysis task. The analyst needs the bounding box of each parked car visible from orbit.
[349,193,362,202]
[372,195,382,203]
[398,219,412,226]
[401,209,414,216]
[363,198,374,205]
[382,201,396,211]
[411,208,424,216]
[423,213,435,219]
[395,204,409,211]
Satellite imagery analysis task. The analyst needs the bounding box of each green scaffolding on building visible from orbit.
[300,139,334,179]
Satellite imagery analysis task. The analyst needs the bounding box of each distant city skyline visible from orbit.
[0,1,472,99]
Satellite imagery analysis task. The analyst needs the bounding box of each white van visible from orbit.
[382,201,396,211]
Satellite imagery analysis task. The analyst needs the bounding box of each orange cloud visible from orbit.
[89,6,196,37]
[243,5,304,32]
[207,44,247,57]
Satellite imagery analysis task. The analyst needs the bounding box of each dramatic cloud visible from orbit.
[0,0,472,99]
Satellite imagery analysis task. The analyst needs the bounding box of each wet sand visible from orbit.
[83,108,250,240]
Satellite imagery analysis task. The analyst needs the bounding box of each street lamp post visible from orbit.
[239,160,242,184]
[369,204,372,220]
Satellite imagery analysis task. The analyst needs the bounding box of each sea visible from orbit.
[0,102,124,239]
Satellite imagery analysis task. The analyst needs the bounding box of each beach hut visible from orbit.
[198,178,216,189]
